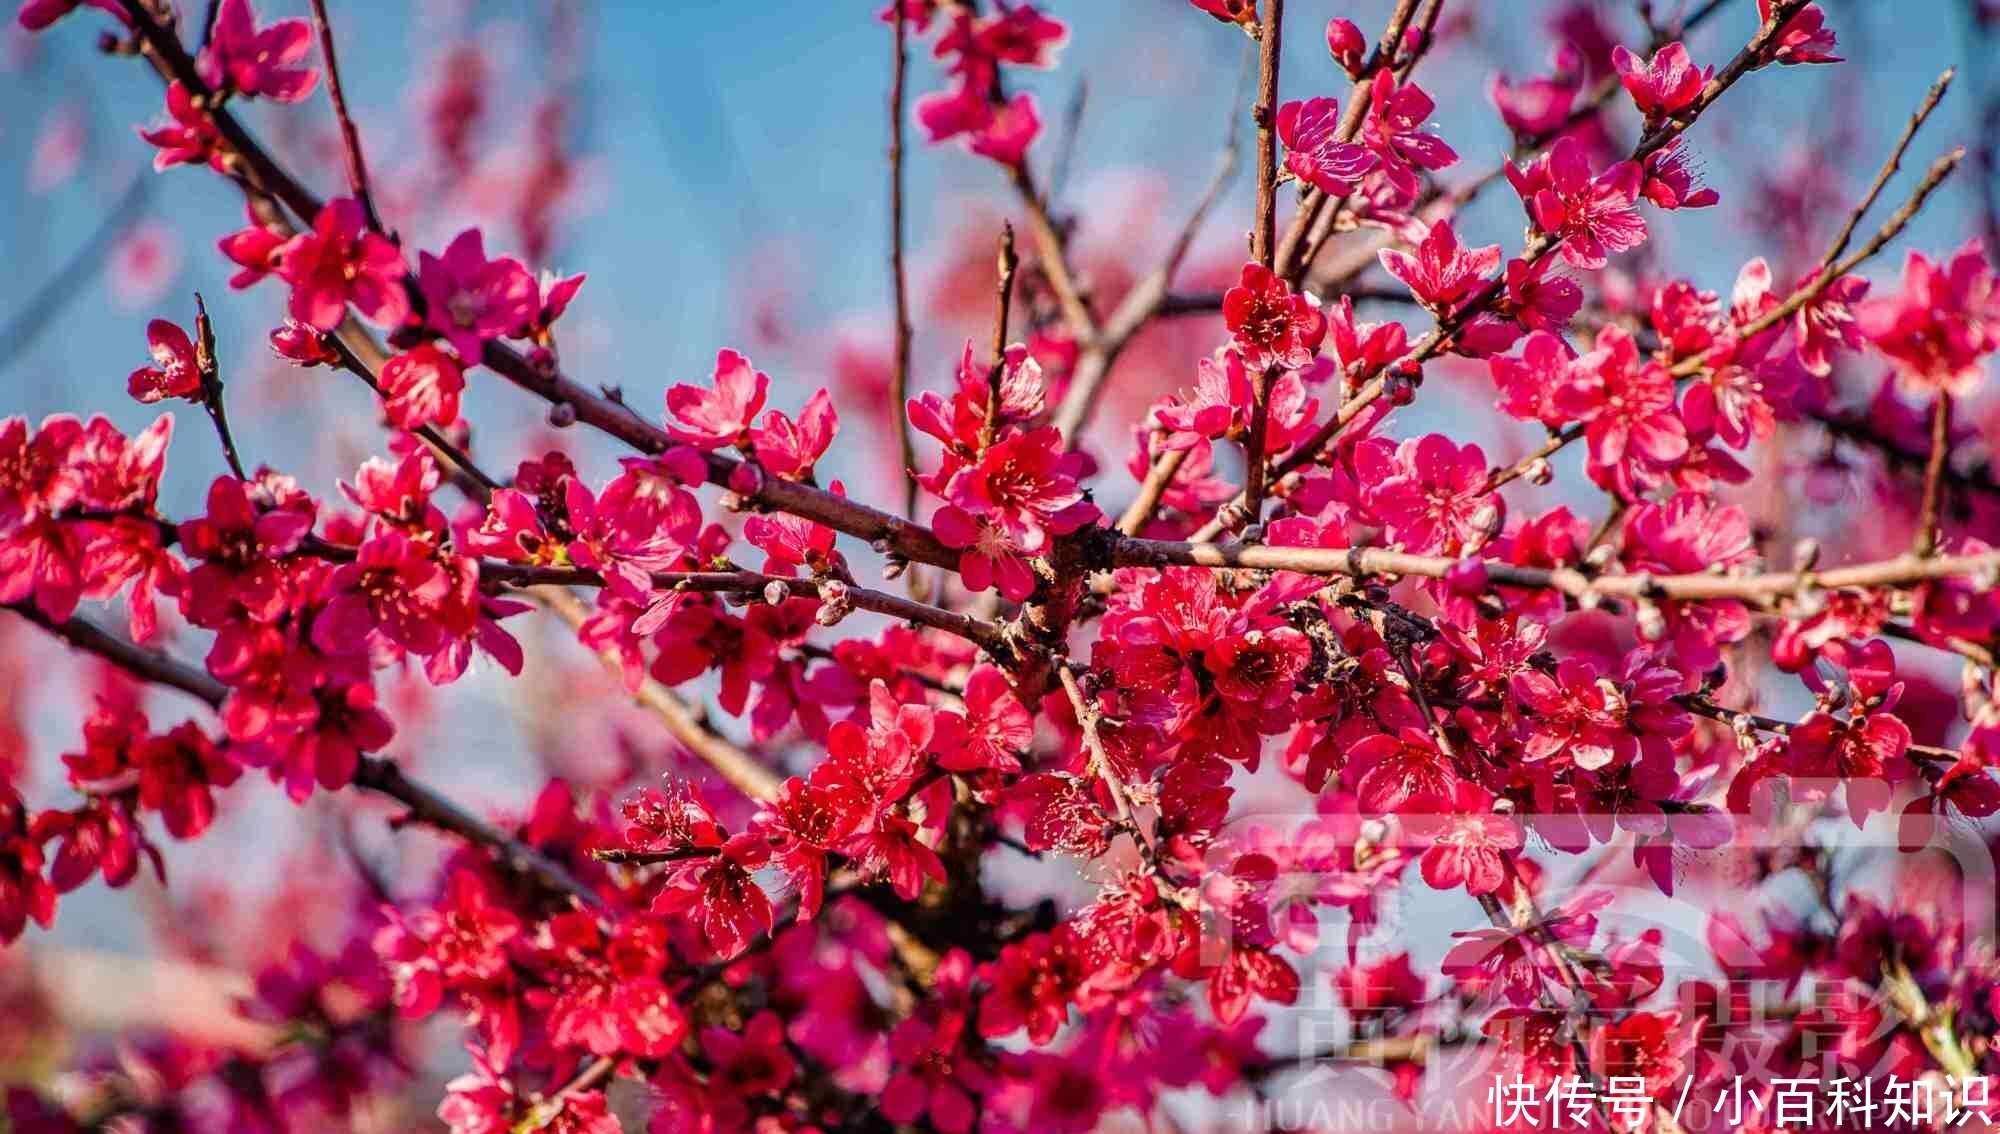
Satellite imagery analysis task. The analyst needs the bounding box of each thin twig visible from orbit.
[1916,393,1953,556]
[306,0,384,232]
[888,3,917,521]
[1057,664,1151,854]
[191,293,248,480]
[1250,0,1283,268]
[1819,68,1955,271]
[980,224,1019,451]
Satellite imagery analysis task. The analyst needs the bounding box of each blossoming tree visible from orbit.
[5,0,2000,1131]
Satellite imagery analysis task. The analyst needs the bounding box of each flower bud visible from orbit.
[763,580,789,606]
[547,400,577,428]
[728,462,765,497]
[1444,558,1489,597]
[1636,601,1666,642]
[1326,17,1366,76]
[1527,457,1553,485]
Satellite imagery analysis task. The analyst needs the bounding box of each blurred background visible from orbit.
[0,0,1997,1113]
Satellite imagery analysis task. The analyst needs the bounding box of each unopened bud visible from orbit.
[1385,372,1417,406]
[762,580,789,606]
[727,462,765,497]
[1526,458,1553,486]
[1325,17,1366,76]
[547,401,577,428]
[1469,500,1504,540]
[1444,558,1489,597]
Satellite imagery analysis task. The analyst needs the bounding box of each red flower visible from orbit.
[1508,137,1648,270]
[1223,262,1327,371]
[1344,725,1456,813]
[175,474,315,627]
[138,82,223,172]
[1553,325,1687,499]
[277,198,411,331]
[1758,0,1842,65]
[133,722,239,840]
[650,832,773,959]
[1640,140,1719,211]
[746,387,838,480]
[1490,71,1579,137]
[218,210,289,290]
[526,914,686,1059]
[198,0,318,102]
[1360,71,1458,198]
[0,790,55,944]
[1362,433,1499,555]
[15,0,122,31]
[1378,219,1501,311]
[314,528,457,658]
[702,1011,796,1098]
[379,345,466,430]
[416,229,538,363]
[1611,41,1710,119]
[127,319,201,404]
[1858,240,2000,398]
[1188,0,1255,29]
[1412,783,1522,896]
[665,348,768,450]
[373,868,522,1019]
[1276,97,1378,197]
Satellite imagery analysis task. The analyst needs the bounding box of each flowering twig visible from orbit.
[3,603,603,906]
[1057,663,1151,854]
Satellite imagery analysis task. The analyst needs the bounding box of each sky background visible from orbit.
[0,0,1996,981]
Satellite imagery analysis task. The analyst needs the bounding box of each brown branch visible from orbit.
[1916,393,1953,556]
[1116,446,1190,536]
[479,564,1009,655]
[1250,0,1283,268]
[888,4,917,520]
[305,0,383,232]
[980,223,1020,451]
[190,293,248,480]
[1009,162,1096,341]
[1057,664,1151,854]
[1104,535,2000,603]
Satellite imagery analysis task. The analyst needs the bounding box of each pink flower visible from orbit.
[1758,0,1841,65]
[379,345,466,429]
[175,474,315,628]
[1611,41,1710,119]
[1188,0,1255,29]
[1362,433,1499,555]
[1489,72,1579,137]
[1639,140,1718,210]
[651,834,774,959]
[665,349,769,450]
[1276,98,1378,197]
[138,83,223,172]
[1411,783,1522,896]
[747,388,838,479]
[1360,71,1458,197]
[313,528,457,658]
[934,505,1037,600]
[949,426,1097,554]
[218,209,289,290]
[0,790,56,944]
[968,91,1040,167]
[1858,240,2000,398]
[1506,256,1582,331]
[276,198,411,331]
[198,0,319,102]
[15,0,120,32]
[1553,325,1687,499]
[1508,137,1648,270]
[417,229,538,363]
[127,319,201,404]
[1224,262,1327,371]
[1378,219,1500,311]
